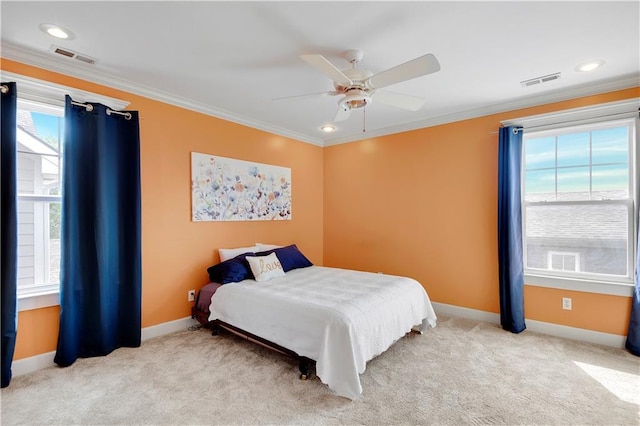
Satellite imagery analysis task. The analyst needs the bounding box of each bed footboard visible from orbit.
[211,319,315,380]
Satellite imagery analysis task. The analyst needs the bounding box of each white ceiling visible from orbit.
[1,1,639,146]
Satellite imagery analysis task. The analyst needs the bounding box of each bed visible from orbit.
[192,244,437,400]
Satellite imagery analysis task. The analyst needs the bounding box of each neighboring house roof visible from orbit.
[526,190,628,241]
[16,110,59,156]
[16,110,59,177]
[17,110,38,135]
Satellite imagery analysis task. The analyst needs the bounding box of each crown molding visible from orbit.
[323,73,640,146]
[1,43,324,147]
[3,42,637,148]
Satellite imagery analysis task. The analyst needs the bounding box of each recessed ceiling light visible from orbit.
[39,23,74,40]
[320,125,336,132]
[575,60,605,72]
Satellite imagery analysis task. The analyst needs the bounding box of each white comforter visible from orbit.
[208,266,437,399]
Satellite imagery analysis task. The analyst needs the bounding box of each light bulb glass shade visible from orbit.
[48,28,68,38]
[339,90,372,111]
[575,60,604,72]
[346,99,368,109]
[39,23,74,40]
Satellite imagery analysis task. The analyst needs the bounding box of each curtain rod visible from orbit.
[492,108,640,135]
[71,100,132,120]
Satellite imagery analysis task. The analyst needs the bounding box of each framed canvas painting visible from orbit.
[191,152,292,221]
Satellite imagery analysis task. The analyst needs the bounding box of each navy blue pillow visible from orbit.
[207,253,256,284]
[254,244,313,272]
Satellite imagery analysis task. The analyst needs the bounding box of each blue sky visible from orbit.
[524,126,629,195]
[31,111,62,147]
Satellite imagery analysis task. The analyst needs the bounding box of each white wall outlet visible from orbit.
[562,297,572,310]
[188,290,196,302]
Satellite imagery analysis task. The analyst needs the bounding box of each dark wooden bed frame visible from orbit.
[192,307,315,380]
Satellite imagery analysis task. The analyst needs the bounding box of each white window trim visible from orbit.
[18,288,60,311]
[9,72,130,312]
[501,98,639,131]
[525,274,634,297]
[1,71,129,111]
[503,99,639,297]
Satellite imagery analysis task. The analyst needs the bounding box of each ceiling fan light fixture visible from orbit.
[339,89,372,111]
[575,60,604,72]
[296,49,439,122]
[39,23,74,40]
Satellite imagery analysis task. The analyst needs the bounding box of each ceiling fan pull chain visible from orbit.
[363,107,366,133]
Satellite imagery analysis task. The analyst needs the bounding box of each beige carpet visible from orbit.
[2,315,639,425]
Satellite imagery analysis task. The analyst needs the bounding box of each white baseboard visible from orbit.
[13,306,628,378]
[141,316,198,341]
[12,316,198,378]
[11,350,56,378]
[431,302,627,348]
[431,302,501,324]
[524,319,627,348]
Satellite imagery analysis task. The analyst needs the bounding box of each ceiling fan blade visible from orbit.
[300,54,353,87]
[334,105,351,122]
[367,54,440,90]
[272,91,339,101]
[372,91,426,111]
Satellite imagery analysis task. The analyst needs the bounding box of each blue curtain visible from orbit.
[626,222,640,356]
[1,82,18,387]
[498,126,526,333]
[54,96,141,367]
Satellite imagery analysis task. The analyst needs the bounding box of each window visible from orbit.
[16,104,63,298]
[522,118,637,284]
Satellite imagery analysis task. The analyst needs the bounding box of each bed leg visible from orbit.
[211,324,221,336]
[299,359,310,380]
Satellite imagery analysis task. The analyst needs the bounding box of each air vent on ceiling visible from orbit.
[49,45,97,65]
[520,72,561,88]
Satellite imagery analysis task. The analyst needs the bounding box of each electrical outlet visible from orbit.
[188,290,196,302]
[562,297,572,310]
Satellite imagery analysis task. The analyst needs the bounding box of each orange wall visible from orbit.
[524,286,632,335]
[323,87,639,336]
[5,57,638,360]
[4,59,324,359]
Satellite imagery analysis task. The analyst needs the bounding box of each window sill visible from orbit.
[524,274,634,297]
[18,291,60,312]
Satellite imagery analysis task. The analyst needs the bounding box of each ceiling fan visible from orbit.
[277,49,441,122]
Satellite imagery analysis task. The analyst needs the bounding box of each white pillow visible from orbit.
[219,245,259,262]
[246,253,285,282]
[255,243,283,251]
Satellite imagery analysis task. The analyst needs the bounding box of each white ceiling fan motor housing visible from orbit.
[335,68,374,111]
[339,88,372,111]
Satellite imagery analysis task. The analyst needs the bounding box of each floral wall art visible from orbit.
[191,152,292,221]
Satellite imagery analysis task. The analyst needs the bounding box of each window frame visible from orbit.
[520,114,638,297]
